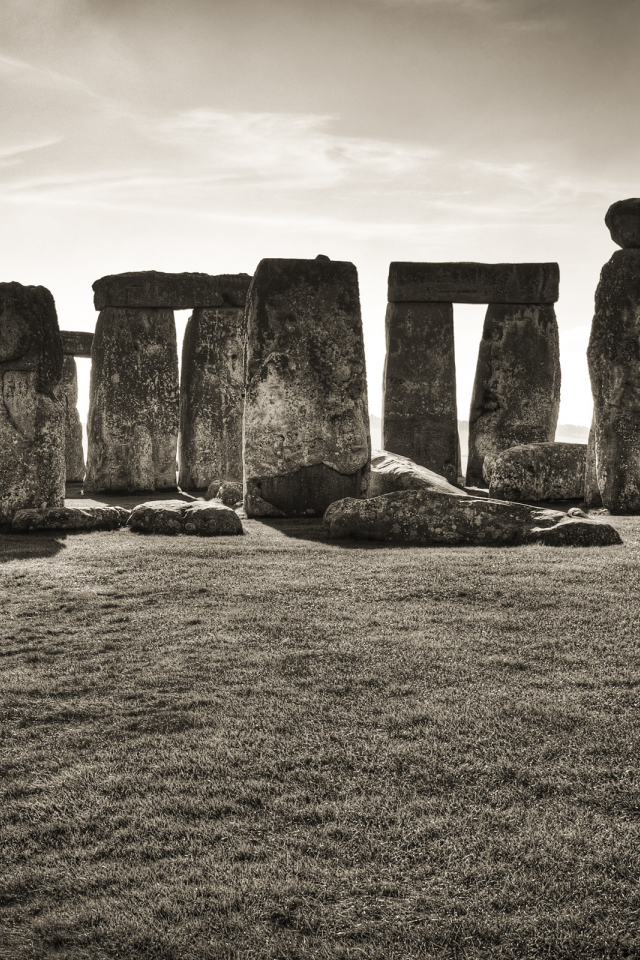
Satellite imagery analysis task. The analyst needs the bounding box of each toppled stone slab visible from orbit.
[1,282,65,523]
[60,331,94,357]
[483,442,586,502]
[93,272,252,311]
[605,198,640,249]
[588,248,640,512]
[324,488,621,547]
[85,307,179,493]
[127,499,243,535]
[178,305,244,491]
[466,303,560,487]
[388,262,559,304]
[382,301,459,482]
[56,356,85,482]
[244,257,370,517]
[11,505,129,532]
[368,450,469,499]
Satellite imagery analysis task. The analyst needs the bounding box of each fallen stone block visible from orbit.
[483,442,586,502]
[388,262,559,304]
[367,450,469,499]
[323,488,621,547]
[11,505,129,532]
[127,499,243,535]
[93,272,252,310]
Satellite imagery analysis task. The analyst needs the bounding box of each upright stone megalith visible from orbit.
[382,301,459,483]
[466,303,561,487]
[587,242,640,512]
[85,307,179,493]
[56,356,85,483]
[0,282,65,522]
[178,275,252,491]
[244,256,371,517]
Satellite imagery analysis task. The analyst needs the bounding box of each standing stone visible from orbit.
[604,198,640,250]
[587,248,640,512]
[0,282,65,523]
[584,415,602,509]
[56,356,85,483]
[466,303,561,487]
[382,301,459,484]
[244,257,370,517]
[85,308,179,493]
[178,300,248,491]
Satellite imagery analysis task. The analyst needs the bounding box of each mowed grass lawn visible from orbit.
[1,516,640,960]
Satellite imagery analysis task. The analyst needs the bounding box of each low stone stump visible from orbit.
[324,489,621,547]
[483,442,586,502]
[11,506,129,532]
[367,451,469,499]
[127,499,243,536]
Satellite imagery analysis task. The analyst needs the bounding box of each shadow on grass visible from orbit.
[0,531,67,562]
[250,518,442,550]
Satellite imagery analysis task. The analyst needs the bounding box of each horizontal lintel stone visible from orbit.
[388,261,559,304]
[60,331,94,357]
[93,271,252,311]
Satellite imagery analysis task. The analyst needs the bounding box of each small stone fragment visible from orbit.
[243,257,370,517]
[93,271,252,311]
[604,198,640,249]
[388,262,559,304]
[382,302,459,483]
[216,481,243,507]
[127,499,243,535]
[11,505,129,532]
[485,442,586,502]
[466,303,560,487]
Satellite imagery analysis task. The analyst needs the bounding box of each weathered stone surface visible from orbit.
[11,505,129,532]
[324,489,622,547]
[244,257,370,517]
[55,356,85,482]
[1,282,65,523]
[60,331,93,357]
[367,450,469,499]
[588,249,640,512]
[85,308,179,493]
[483,442,586,502]
[388,262,559,304]
[93,272,252,311]
[382,302,459,483]
[178,305,244,491]
[216,481,243,506]
[604,198,640,249]
[127,499,242,535]
[584,416,602,508]
[466,303,560,487]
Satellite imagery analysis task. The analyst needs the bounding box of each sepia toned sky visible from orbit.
[2,0,639,426]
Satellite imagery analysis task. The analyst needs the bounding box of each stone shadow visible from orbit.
[0,531,67,562]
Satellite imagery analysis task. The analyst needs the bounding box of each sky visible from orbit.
[2,0,639,428]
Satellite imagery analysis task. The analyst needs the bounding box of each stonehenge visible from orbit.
[0,282,65,523]
[243,256,370,517]
[384,261,560,488]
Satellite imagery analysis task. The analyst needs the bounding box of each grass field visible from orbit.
[2,516,640,959]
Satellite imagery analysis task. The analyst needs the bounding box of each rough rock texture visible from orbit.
[466,303,561,487]
[587,249,640,512]
[324,489,622,547]
[388,262,559,304]
[12,505,129,532]
[178,305,244,491]
[55,356,85,482]
[605,199,640,249]
[244,257,371,517]
[61,331,93,357]
[367,450,469,499]
[584,416,602,508]
[382,302,459,483]
[216,481,243,506]
[127,499,242,535]
[93,272,252,311]
[483,442,586,502]
[0,282,65,523]
[85,307,179,493]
